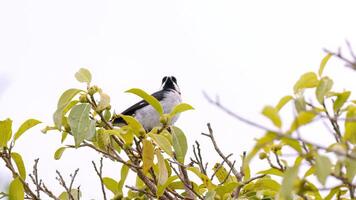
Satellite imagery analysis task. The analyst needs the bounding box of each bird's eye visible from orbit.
[171,76,177,83]
[162,76,168,84]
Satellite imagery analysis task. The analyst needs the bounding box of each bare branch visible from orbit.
[204,93,356,160]
[92,158,107,200]
[202,123,242,181]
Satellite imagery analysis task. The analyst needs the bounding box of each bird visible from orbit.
[112,76,182,131]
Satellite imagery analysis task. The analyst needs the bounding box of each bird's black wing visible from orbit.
[112,91,165,125]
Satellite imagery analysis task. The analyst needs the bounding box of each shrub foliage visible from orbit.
[1,53,356,200]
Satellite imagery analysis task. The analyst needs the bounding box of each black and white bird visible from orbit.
[112,76,182,131]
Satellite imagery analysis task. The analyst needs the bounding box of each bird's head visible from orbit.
[161,76,180,94]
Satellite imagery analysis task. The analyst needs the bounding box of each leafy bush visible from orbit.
[1,52,355,200]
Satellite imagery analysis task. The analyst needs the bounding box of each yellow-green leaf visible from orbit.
[157,176,179,197]
[148,133,173,157]
[275,95,293,111]
[53,89,81,128]
[289,111,317,133]
[0,118,12,148]
[344,106,356,144]
[293,72,319,93]
[118,165,130,195]
[75,68,92,84]
[103,177,119,194]
[169,103,194,117]
[315,76,333,104]
[119,115,145,136]
[333,91,351,112]
[156,150,168,185]
[126,88,163,115]
[279,165,299,199]
[315,154,332,185]
[68,104,96,147]
[54,147,67,160]
[9,177,24,200]
[14,119,41,141]
[257,168,284,177]
[96,91,111,111]
[11,152,26,180]
[171,126,188,163]
[212,163,235,183]
[262,106,282,128]
[187,167,215,190]
[142,139,155,174]
[318,53,332,77]
[59,189,81,200]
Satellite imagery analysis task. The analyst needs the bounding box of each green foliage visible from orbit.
[9,177,24,200]
[2,55,356,200]
[14,119,41,141]
[68,104,96,147]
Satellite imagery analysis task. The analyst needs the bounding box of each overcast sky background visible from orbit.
[1,0,356,199]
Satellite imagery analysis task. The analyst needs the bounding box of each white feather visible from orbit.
[134,90,181,130]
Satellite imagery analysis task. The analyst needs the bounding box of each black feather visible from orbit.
[112,91,166,125]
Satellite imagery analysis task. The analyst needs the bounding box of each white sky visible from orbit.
[1,0,356,199]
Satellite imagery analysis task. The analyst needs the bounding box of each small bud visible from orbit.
[159,114,170,125]
[106,105,111,110]
[259,152,267,160]
[79,94,88,103]
[271,144,283,152]
[88,85,99,95]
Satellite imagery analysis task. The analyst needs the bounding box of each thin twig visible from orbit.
[204,93,356,160]
[202,123,242,181]
[92,158,107,200]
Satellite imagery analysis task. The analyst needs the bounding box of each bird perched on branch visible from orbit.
[112,76,182,131]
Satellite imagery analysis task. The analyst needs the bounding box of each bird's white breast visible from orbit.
[134,90,182,130]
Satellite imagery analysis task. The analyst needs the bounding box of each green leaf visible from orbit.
[96,91,111,111]
[157,176,179,197]
[215,182,239,198]
[204,191,216,200]
[54,147,67,160]
[315,154,332,185]
[74,68,92,84]
[9,177,24,200]
[318,53,332,77]
[118,165,130,195]
[68,104,96,147]
[344,106,356,144]
[303,166,315,178]
[212,163,235,183]
[315,76,333,104]
[169,103,194,117]
[289,111,317,133]
[333,91,351,112]
[11,153,26,180]
[126,88,163,115]
[325,186,342,200]
[14,119,41,141]
[257,168,284,177]
[262,106,282,128]
[345,149,356,182]
[187,167,215,190]
[142,139,155,174]
[171,126,188,163]
[293,72,319,93]
[119,115,145,136]
[148,133,173,157]
[294,94,306,113]
[103,177,119,194]
[156,150,168,185]
[0,118,12,148]
[275,95,293,111]
[279,165,299,199]
[58,189,81,200]
[53,89,81,128]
